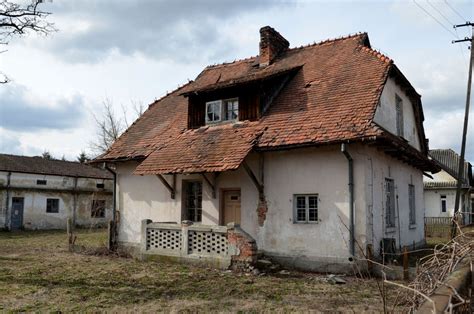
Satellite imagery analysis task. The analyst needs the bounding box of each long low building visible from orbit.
[0,154,113,230]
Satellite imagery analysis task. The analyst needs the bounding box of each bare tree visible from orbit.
[90,98,144,155]
[1,0,55,83]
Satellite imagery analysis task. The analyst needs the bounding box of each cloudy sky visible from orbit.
[0,0,473,162]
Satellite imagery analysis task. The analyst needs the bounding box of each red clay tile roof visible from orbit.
[134,122,263,174]
[0,154,112,179]
[96,32,435,173]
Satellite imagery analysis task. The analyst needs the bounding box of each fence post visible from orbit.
[181,220,192,256]
[67,217,75,252]
[403,246,409,281]
[107,220,115,251]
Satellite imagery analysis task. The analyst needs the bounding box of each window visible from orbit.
[206,100,222,123]
[385,179,395,228]
[441,195,447,213]
[408,184,416,225]
[46,198,59,213]
[36,179,47,185]
[91,200,106,218]
[205,98,239,124]
[293,194,318,223]
[96,183,105,189]
[224,98,239,121]
[395,94,404,137]
[184,181,202,222]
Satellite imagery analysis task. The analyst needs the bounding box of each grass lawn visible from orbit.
[0,229,400,312]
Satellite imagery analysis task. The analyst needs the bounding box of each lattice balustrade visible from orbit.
[146,228,182,251]
[188,230,228,256]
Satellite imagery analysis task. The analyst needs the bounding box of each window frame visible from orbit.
[91,199,106,218]
[441,195,447,213]
[293,194,319,224]
[182,180,203,223]
[205,100,222,124]
[46,198,59,213]
[385,178,396,228]
[223,98,239,122]
[395,94,404,137]
[408,184,416,227]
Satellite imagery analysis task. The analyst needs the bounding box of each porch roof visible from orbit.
[133,122,263,175]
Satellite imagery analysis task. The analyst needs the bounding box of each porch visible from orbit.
[141,219,257,269]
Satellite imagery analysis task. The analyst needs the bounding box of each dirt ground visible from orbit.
[0,229,404,312]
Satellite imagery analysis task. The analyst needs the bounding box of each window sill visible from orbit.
[385,227,396,234]
[409,224,417,229]
[293,221,319,224]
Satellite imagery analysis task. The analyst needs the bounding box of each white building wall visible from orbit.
[374,77,421,151]
[0,171,113,229]
[358,146,425,255]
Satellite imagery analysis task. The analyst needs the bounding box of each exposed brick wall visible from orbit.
[227,225,257,269]
[259,26,289,67]
[257,197,268,226]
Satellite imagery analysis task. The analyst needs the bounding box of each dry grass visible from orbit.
[0,229,399,312]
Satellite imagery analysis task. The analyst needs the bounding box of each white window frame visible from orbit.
[408,184,416,227]
[293,194,318,223]
[440,195,447,213]
[395,94,404,137]
[223,98,239,122]
[205,100,222,124]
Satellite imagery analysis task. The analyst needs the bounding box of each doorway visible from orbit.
[222,189,241,225]
[11,197,24,230]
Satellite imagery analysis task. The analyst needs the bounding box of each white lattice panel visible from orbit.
[147,228,182,251]
[188,230,228,256]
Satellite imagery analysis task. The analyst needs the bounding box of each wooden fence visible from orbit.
[424,217,456,238]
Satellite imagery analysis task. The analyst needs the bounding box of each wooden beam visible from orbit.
[242,161,264,197]
[201,173,216,199]
[156,174,175,199]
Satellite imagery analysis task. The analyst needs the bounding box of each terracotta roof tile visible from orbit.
[96,32,433,174]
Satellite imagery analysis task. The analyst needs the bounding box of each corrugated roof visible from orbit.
[429,149,472,185]
[0,154,112,179]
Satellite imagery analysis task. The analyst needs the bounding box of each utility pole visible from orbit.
[451,22,473,238]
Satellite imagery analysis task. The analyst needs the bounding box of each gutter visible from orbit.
[103,163,117,225]
[341,144,355,257]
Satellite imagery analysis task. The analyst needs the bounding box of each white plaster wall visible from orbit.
[424,189,471,218]
[0,171,113,229]
[374,77,421,151]
[362,146,425,255]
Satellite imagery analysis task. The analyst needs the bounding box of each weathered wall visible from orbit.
[0,171,113,229]
[358,146,425,255]
[424,189,471,218]
[374,77,421,151]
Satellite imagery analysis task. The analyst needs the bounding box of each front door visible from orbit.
[223,190,241,225]
[11,197,24,230]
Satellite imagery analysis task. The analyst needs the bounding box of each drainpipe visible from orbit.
[5,172,11,230]
[341,144,355,257]
[104,163,117,225]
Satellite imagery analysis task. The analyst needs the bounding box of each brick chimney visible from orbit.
[259,26,289,67]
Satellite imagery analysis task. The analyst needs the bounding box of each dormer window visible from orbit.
[205,98,239,125]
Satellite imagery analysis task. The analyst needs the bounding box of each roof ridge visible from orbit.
[203,32,368,70]
[0,153,84,165]
[357,44,392,64]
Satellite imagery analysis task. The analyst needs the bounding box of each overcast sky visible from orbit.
[0,0,473,162]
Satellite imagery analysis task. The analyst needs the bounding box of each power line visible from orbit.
[413,0,459,38]
[427,0,455,26]
[444,0,468,22]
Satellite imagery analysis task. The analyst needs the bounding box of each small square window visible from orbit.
[46,198,59,213]
[37,179,47,185]
[96,183,105,189]
[91,200,106,218]
[293,194,318,223]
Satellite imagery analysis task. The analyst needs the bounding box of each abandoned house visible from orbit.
[0,154,113,230]
[424,149,473,225]
[95,26,439,272]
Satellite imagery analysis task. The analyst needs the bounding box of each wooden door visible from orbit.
[223,190,241,225]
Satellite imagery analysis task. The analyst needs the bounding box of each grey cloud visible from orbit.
[0,84,85,131]
[42,0,286,63]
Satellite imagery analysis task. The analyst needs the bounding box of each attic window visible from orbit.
[205,98,238,124]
